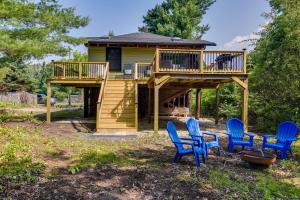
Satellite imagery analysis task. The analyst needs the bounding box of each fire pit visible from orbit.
[240,150,276,166]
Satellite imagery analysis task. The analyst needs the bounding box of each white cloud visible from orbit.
[222,32,260,50]
[221,25,267,51]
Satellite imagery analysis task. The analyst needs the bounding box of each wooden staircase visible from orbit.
[97,80,137,132]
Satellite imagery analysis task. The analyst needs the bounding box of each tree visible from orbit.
[249,0,300,131]
[139,0,215,39]
[3,62,39,92]
[0,0,88,92]
[0,0,89,61]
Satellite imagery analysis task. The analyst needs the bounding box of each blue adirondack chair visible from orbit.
[185,117,220,157]
[166,121,205,169]
[262,121,299,159]
[226,118,254,153]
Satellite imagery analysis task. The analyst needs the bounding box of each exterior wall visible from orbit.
[121,47,155,70]
[87,47,155,70]
[88,47,106,62]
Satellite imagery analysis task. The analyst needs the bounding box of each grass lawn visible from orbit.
[0,119,299,199]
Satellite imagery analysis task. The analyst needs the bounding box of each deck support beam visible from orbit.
[46,81,51,123]
[135,82,138,131]
[242,79,249,131]
[148,87,152,123]
[84,88,89,118]
[154,76,171,135]
[196,89,201,119]
[215,84,220,125]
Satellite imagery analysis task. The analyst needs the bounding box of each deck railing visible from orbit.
[155,49,246,74]
[134,63,152,80]
[51,61,108,79]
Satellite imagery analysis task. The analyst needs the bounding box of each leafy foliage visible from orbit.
[3,62,39,92]
[139,0,215,39]
[0,0,89,60]
[194,83,241,120]
[249,0,300,131]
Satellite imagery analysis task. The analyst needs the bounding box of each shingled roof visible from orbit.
[85,32,216,47]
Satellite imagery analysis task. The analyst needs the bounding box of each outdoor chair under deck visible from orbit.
[262,121,299,160]
[185,117,220,157]
[226,118,254,153]
[166,121,205,169]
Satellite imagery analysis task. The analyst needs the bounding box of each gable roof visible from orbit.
[85,32,216,47]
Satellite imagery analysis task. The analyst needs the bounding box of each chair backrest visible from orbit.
[167,121,184,152]
[276,121,299,143]
[186,117,201,137]
[226,118,244,139]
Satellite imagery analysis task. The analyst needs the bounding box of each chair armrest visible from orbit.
[201,131,217,136]
[202,131,218,140]
[189,134,204,138]
[173,141,193,146]
[179,137,202,145]
[179,137,194,141]
[285,138,297,142]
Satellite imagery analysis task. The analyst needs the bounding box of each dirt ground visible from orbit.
[1,119,300,200]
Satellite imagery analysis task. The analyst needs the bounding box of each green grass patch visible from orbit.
[0,126,45,186]
[0,111,37,122]
[69,150,123,174]
[208,169,256,199]
[256,173,300,199]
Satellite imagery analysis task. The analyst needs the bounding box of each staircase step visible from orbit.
[102,98,134,104]
[103,90,134,94]
[101,109,135,114]
[102,101,134,106]
[104,93,134,98]
[100,118,134,123]
[102,104,134,110]
[105,87,134,91]
[98,123,135,128]
[97,128,137,132]
[97,79,137,131]
[100,113,135,118]
[106,82,135,86]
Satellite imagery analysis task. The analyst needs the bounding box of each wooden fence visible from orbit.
[0,91,37,104]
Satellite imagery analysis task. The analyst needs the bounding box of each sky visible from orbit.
[57,0,271,58]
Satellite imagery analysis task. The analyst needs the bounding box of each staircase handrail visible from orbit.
[96,62,109,130]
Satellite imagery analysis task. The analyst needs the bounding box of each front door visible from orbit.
[106,48,121,71]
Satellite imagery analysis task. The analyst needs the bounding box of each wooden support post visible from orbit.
[83,88,89,118]
[155,48,159,72]
[196,89,201,119]
[154,84,159,135]
[243,48,247,74]
[153,76,170,135]
[46,81,51,123]
[148,87,151,123]
[200,50,204,73]
[135,82,138,131]
[63,64,66,79]
[242,79,249,131]
[134,63,138,80]
[79,62,82,79]
[215,86,220,125]
[187,91,192,117]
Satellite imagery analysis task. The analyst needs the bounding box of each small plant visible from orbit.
[69,149,122,174]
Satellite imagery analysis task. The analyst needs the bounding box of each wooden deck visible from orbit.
[47,49,248,133]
